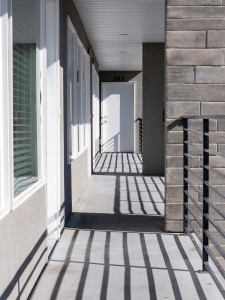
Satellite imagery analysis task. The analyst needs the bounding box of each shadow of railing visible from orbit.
[31,217,210,300]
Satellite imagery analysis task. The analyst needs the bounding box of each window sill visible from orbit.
[67,146,88,165]
[67,155,75,165]
[77,146,88,158]
[13,179,46,210]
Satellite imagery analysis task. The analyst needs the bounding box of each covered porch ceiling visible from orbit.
[73,0,165,71]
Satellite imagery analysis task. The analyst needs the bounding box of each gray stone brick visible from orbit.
[166,119,217,131]
[166,156,201,168]
[167,19,225,31]
[165,220,183,232]
[166,204,183,220]
[210,223,225,233]
[166,143,217,156]
[167,49,222,66]
[168,0,222,5]
[167,131,183,144]
[167,7,225,19]
[189,143,217,155]
[196,67,225,84]
[187,131,203,143]
[201,102,225,115]
[167,131,203,144]
[200,156,225,167]
[218,144,225,153]
[189,204,225,221]
[191,168,225,185]
[223,49,225,66]
[167,85,225,102]
[207,132,225,144]
[208,30,225,48]
[166,119,184,132]
[166,185,198,204]
[167,67,194,84]
[209,169,225,185]
[166,186,183,203]
[166,31,206,48]
[167,168,225,188]
[198,185,225,202]
[166,168,183,185]
[166,102,200,118]
[218,120,225,131]
[188,119,217,131]
[167,144,183,156]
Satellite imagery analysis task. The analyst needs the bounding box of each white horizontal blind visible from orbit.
[13,44,38,197]
[13,0,38,197]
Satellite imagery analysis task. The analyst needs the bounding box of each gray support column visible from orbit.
[165,0,225,232]
[142,43,165,176]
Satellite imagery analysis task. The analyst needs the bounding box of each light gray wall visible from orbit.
[165,1,225,238]
[0,186,47,300]
[95,137,100,164]
[142,43,165,175]
[59,0,99,218]
[71,149,90,208]
[99,71,142,154]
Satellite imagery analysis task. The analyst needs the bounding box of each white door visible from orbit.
[101,83,134,153]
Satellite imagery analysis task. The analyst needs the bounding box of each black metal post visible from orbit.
[203,119,209,271]
[183,118,188,234]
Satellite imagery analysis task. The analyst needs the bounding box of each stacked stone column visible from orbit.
[165,0,225,245]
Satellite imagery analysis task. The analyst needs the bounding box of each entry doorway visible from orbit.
[101,82,135,153]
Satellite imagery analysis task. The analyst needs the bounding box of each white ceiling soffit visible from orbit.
[73,0,165,71]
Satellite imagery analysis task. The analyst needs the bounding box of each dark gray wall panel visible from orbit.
[142,43,165,175]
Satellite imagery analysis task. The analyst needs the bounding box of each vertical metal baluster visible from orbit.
[184,118,188,234]
[203,119,209,271]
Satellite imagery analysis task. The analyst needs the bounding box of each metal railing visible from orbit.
[139,118,142,154]
[135,118,143,154]
[168,115,225,298]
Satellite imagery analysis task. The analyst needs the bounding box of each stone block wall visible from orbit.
[165,0,225,238]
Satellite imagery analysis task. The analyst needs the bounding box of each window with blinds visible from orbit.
[13,0,38,197]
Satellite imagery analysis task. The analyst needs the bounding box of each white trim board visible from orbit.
[46,0,61,242]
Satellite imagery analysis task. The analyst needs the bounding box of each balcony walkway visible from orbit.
[30,153,222,300]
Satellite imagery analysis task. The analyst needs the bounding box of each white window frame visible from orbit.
[0,0,46,219]
[84,51,90,149]
[67,16,90,164]
[77,37,83,157]
[67,16,77,163]
[92,66,100,143]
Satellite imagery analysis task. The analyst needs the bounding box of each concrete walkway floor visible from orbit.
[30,154,223,300]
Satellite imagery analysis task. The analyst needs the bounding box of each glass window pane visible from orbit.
[13,0,38,197]
[77,43,81,152]
[83,53,86,147]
